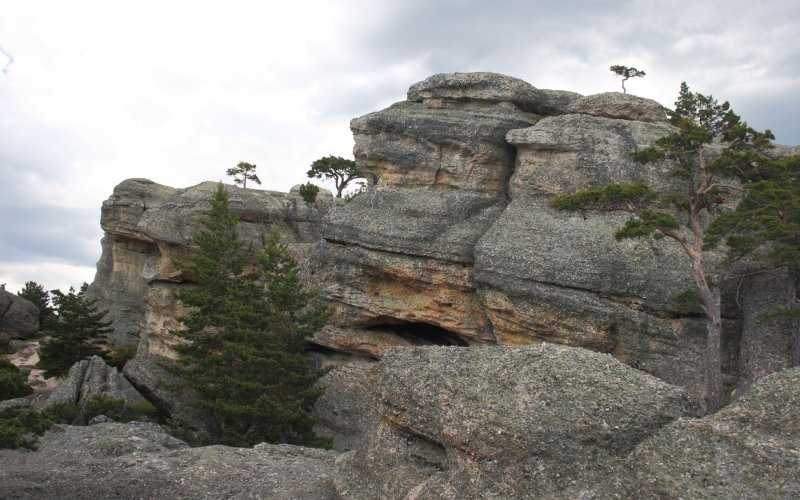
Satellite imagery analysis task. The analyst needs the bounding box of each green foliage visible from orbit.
[42,396,159,426]
[127,401,159,418]
[0,358,33,400]
[83,395,127,422]
[43,403,83,425]
[706,155,800,264]
[298,182,320,205]
[609,65,645,93]
[0,332,9,354]
[16,281,55,330]
[226,161,261,189]
[672,289,705,316]
[550,182,657,211]
[172,183,332,447]
[102,345,137,370]
[0,407,52,449]
[37,284,112,378]
[307,155,363,198]
[614,210,680,241]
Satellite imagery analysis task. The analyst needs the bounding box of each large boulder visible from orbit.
[0,421,340,498]
[0,290,39,340]
[408,71,581,115]
[44,356,147,410]
[614,366,800,498]
[334,344,698,498]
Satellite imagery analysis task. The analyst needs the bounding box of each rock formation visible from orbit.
[0,290,39,341]
[87,72,794,417]
[335,343,699,498]
[0,421,339,499]
[44,356,147,410]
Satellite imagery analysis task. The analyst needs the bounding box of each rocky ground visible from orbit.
[2,344,798,499]
[0,422,339,499]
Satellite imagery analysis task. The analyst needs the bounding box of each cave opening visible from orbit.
[366,320,468,346]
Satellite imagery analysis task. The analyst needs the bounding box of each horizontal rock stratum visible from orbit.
[89,72,794,408]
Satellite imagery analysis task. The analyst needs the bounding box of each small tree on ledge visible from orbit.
[226,162,261,189]
[307,155,363,198]
[550,82,774,413]
[610,65,646,94]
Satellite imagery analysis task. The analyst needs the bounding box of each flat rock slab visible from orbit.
[0,421,340,499]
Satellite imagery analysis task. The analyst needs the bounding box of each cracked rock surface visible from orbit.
[0,422,339,499]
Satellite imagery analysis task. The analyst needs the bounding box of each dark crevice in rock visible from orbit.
[322,236,475,265]
[365,320,468,346]
[305,343,377,364]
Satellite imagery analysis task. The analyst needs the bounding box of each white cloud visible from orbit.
[0,46,11,74]
[1,0,799,290]
[0,261,97,296]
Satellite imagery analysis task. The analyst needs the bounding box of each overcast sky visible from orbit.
[1,0,799,294]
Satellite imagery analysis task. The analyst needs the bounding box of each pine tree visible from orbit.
[226,161,261,188]
[307,155,363,198]
[707,154,800,366]
[17,281,55,329]
[551,82,774,412]
[173,183,331,447]
[609,65,646,94]
[37,284,112,378]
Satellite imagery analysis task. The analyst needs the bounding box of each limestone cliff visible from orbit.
[89,72,794,406]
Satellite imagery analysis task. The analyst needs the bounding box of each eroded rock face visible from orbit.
[0,290,39,340]
[89,178,334,351]
[334,344,699,498]
[89,71,793,409]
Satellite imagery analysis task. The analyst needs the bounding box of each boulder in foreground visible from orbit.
[335,343,699,498]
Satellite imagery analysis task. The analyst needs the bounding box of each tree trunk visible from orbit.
[705,286,723,413]
[791,323,800,367]
[688,250,724,414]
[335,185,343,198]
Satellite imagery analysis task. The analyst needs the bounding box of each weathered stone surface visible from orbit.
[615,366,800,498]
[506,113,678,195]
[0,290,39,339]
[0,421,339,499]
[351,101,535,194]
[44,356,147,409]
[309,353,379,452]
[122,345,209,431]
[335,344,698,498]
[89,178,332,350]
[568,91,668,123]
[737,271,793,386]
[408,72,581,115]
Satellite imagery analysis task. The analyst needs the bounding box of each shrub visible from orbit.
[0,358,33,401]
[102,345,137,370]
[298,182,319,205]
[0,407,52,449]
[83,395,127,422]
[43,403,83,425]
